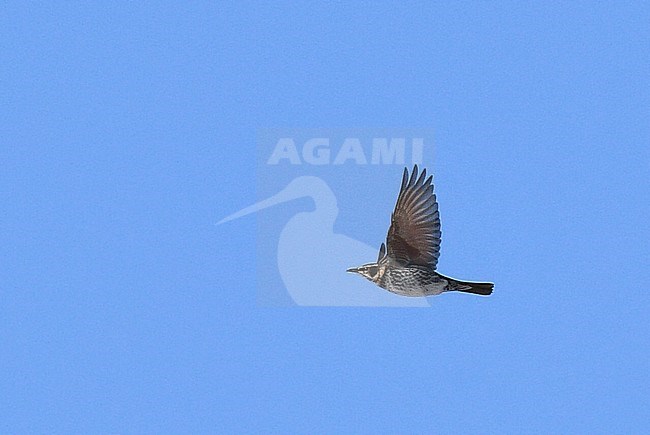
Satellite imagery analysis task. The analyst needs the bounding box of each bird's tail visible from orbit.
[441,275,494,296]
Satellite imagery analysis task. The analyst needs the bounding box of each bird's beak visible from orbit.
[346,267,359,273]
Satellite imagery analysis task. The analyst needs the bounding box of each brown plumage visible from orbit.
[347,165,494,297]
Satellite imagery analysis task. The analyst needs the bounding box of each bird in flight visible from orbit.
[347,165,493,297]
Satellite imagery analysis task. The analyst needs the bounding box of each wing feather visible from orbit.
[386,165,441,268]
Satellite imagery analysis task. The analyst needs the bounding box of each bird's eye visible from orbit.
[368,266,378,276]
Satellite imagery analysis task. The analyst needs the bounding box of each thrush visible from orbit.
[347,165,493,297]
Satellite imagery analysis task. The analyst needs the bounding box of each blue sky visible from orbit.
[2,1,649,432]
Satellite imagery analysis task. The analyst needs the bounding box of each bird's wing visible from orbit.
[386,165,441,268]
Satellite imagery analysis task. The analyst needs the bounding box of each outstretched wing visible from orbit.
[386,165,441,268]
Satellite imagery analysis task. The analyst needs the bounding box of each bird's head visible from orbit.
[346,262,381,283]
